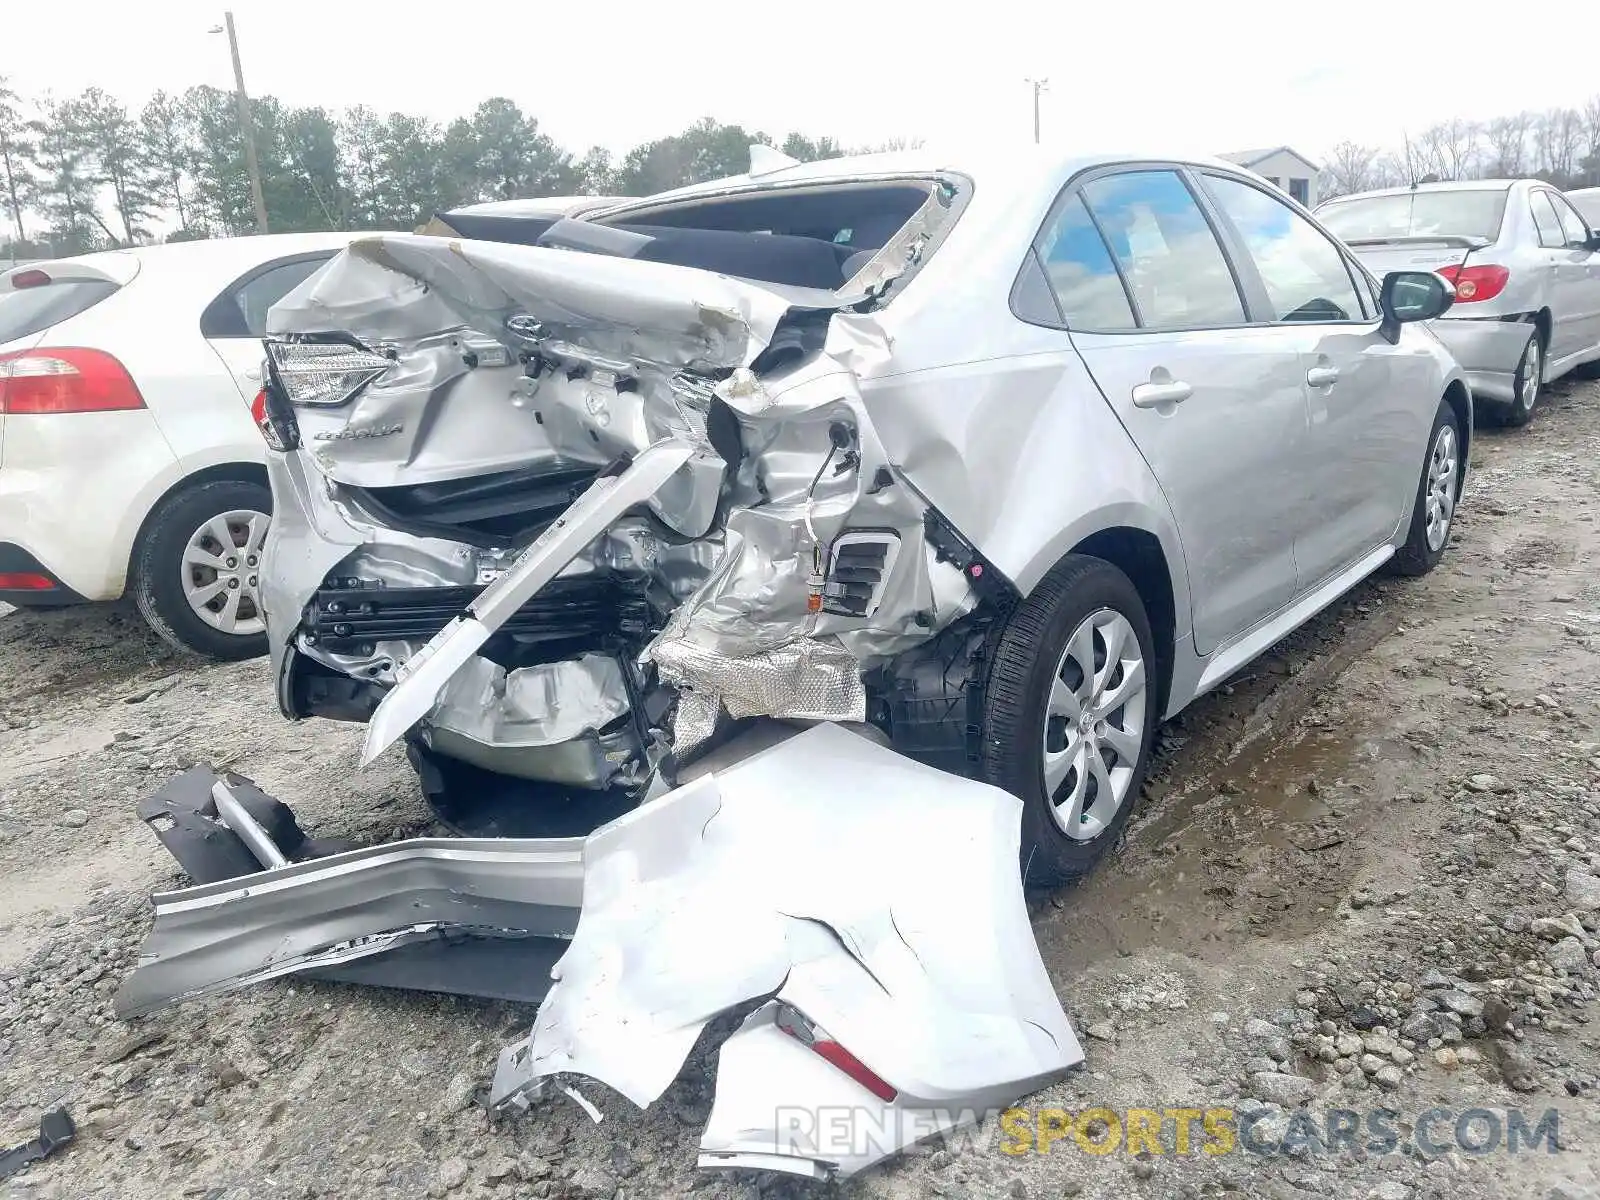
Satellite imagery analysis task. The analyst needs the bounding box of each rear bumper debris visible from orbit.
[0,1108,75,1183]
[487,721,1082,1179]
[121,721,1081,1180]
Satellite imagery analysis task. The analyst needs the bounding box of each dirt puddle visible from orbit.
[1036,593,1419,975]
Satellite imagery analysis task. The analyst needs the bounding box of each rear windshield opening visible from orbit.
[1318,190,1509,243]
[437,180,947,293]
[0,279,121,347]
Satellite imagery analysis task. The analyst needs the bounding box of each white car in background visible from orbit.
[0,232,361,659]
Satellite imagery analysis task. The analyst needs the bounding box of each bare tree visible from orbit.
[1485,113,1532,177]
[1416,119,1481,181]
[1579,94,1600,185]
[1532,107,1583,183]
[1320,141,1383,199]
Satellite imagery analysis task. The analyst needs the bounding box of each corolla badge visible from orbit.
[313,422,404,442]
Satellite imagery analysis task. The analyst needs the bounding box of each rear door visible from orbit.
[200,252,338,400]
[1196,170,1426,587]
[1545,190,1600,362]
[1046,166,1308,653]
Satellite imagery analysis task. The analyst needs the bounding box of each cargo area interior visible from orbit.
[435,179,938,291]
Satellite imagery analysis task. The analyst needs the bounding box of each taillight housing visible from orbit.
[1435,264,1508,304]
[251,384,298,452]
[773,1003,898,1102]
[0,347,146,414]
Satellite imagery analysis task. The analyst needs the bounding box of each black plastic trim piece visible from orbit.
[921,507,1020,606]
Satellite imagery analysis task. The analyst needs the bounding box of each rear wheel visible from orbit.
[131,479,272,661]
[981,555,1158,888]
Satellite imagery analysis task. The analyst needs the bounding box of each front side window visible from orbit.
[1034,193,1136,330]
[1080,170,1246,329]
[1203,173,1364,323]
[1530,192,1565,248]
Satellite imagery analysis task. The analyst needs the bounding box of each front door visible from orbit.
[1194,170,1425,587]
[1040,168,1308,654]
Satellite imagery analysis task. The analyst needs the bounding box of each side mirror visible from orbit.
[1379,270,1455,343]
[1585,231,1600,252]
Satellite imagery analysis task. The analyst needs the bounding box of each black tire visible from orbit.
[1390,398,1462,577]
[1493,330,1543,428]
[131,478,272,661]
[981,554,1159,889]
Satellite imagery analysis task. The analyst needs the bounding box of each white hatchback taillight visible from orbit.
[0,347,146,414]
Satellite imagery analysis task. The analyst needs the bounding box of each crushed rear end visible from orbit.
[255,180,994,809]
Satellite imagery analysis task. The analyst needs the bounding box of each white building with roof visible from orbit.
[1218,147,1322,208]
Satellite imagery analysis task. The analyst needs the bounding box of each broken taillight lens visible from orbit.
[774,1003,899,1102]
[251,375,299,452]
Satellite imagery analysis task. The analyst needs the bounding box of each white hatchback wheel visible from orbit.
[181,509,269,636]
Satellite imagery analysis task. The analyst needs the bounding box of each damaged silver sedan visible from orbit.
[254,145,1470,886]
[117,145,1479,1182]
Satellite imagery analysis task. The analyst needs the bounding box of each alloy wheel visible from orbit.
[1423,424,1458,554]
[181,509,269,636]
[1041,607,1148,841]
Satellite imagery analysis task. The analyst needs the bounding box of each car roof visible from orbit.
[582,142,1265,214]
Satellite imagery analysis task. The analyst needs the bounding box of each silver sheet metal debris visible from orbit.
[120,722,1082,1181]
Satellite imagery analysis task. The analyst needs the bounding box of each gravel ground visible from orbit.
[3,382,1600,1200]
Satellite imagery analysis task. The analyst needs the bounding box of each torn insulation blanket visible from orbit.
[489,721,1082,1179]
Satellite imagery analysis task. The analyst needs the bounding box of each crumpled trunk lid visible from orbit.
[266,234,826,497]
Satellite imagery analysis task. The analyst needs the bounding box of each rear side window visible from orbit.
[1035,194,1137,330]
[201,254,334,339]
[0,280,120,346]
[1550,193,1591,248]
[1530,193,1565,248]
[1080,171,1246,329]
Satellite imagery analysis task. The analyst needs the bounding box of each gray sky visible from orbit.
[7,0,1595,161]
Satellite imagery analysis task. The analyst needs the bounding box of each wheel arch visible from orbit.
[1058,526,1177,719]
[1442,378,1471,497]
[1534,307,1553,353]
[127,462,271,576]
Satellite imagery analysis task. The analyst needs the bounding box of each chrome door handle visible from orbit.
[1306,366,1339,387]
[1131,380,1192,408]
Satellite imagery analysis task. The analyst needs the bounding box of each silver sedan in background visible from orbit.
[1317,180,1600,425]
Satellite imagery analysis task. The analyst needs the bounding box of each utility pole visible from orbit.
[1026,78,1049,144]
[214,12,270,233]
